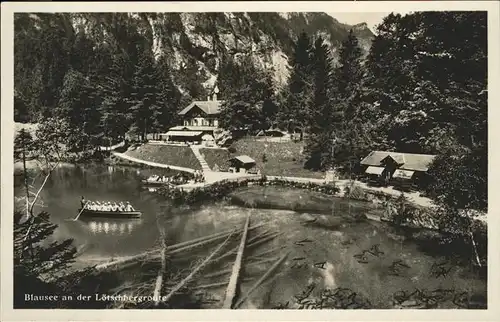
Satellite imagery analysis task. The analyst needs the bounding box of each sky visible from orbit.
[328,12,412,32]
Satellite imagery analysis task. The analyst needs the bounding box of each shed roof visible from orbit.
[178,100,224,116]
[360,151,436,172]
[229,155,256,164]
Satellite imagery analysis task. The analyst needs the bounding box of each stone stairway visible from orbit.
[190,145,212,173]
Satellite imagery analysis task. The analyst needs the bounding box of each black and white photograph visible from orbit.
[1,1,498,318]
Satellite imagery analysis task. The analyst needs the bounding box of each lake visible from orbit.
[13,165,487,309]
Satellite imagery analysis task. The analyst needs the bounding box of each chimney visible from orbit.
[212,85,219,101]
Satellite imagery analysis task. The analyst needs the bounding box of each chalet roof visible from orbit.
[256,129,287,136]
[229,155,256,164]
[382,154,405,165]
[178,100,224,116]
[360,151,436,172]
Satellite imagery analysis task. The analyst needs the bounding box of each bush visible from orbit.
[156,177,340,205]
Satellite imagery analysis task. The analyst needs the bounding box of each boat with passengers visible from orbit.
[79,197,142,218]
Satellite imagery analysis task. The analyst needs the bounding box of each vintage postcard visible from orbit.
[1,1,499,321]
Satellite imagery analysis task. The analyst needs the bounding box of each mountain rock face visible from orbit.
[15,12,374,119]
[72,12,373,95]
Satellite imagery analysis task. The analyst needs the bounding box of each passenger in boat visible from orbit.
[125,202,134,212]
[81,196,86,209]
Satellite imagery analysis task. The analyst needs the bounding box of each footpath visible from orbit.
[111,152,196,173]
[112,145,487,223]
[113,148,433,205]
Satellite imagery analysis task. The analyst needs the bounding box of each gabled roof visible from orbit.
[178,100,224,116]
[360,151,436,172]
[382,154,405,165]
[229,155,256,164]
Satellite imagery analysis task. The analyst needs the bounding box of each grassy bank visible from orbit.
[199,148,231,171]
[201,137,324,178]
[125,144,202,170]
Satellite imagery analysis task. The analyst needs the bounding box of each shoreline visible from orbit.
[14,155,487,227]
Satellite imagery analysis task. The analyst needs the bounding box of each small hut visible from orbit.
[228,155,256,173]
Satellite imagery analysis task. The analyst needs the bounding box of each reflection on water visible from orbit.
[82,218,142,236]
[14,165,486,309]
[14,164,168,258]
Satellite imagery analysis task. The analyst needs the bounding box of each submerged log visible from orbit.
[247,246,285,261]
[162,232,234,303]
[212,231,281,264]
[153,219,168,306]
[95,224,264,271]
[234,251,290,309]
[203,256,280,280]
[223,215,250,309]
[192,278,254,291]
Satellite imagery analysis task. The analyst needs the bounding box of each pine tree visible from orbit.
[128,50,161,141]
[336,30,363,102]
[282,31,314,136]
[57,69,101,151]
[330,30,367,170]
[219,54,273,132]
[304,36,336,170]
[155,54,182,133]
[98,54,131,144]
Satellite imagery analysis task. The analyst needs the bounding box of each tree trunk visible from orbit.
[22,140,29,219]
[469,231,483,267]
[223,215,250,309]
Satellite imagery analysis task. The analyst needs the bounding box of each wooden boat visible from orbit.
[78,208,142,219]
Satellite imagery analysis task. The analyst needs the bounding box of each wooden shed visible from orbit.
[228,155,256,173]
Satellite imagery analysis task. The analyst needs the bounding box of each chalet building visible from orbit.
[360,151,436,186]
[162,86,223,144]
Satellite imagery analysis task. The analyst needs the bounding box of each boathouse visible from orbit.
[360,151,436,186]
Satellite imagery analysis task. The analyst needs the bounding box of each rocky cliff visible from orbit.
[73,12,374,95]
